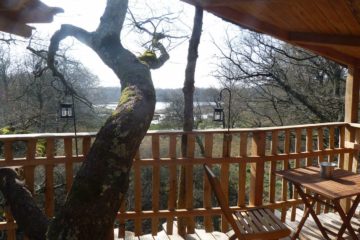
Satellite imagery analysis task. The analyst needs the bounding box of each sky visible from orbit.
[30,0,233,89]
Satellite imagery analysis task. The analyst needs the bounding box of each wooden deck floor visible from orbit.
[115,208,360,239]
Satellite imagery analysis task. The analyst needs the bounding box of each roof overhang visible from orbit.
[181,0,360,66]
[0,0,63,37]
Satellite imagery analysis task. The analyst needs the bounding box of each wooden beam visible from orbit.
[344,66,360,123]
[295,43,357,66]
[0,15,32,37]
[205,6,289,40]
[289,32,360,47]
[181,0,265,7]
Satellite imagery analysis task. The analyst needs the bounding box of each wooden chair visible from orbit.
[203,164,291,240]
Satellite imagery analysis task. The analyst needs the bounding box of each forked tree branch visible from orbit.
[47,24,93,107]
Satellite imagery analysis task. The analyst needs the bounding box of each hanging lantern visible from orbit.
[60,103,73,118]
[213,106,224,122]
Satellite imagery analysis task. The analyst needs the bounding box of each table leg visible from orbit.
[291,197,315,240]
[334,195,360,239]
[294,184,331,240]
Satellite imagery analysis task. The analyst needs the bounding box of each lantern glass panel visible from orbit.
[213,108,224,122]
[60,103,73,118]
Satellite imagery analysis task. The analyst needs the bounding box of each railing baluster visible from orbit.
[167,134,177,234]
[329,126,335,162]
[339,125,345,169]
[238,132,248,208]
[220,132,231,232]
[24,139,36,194]
[291,128,302,221]
[269,131,278,205]
[281,130,290,221]
[82,136,91,157]
[203,133,213,232]
[151,134,160,236]
[134,149,142,236]
[186,133,195,234]
[3,141,16,240]
[64,137,73,192]
[306,128,313,166]
[4,140,13,162]
[249,131,266,206]
[45,138,55,217]
[316,128,324,214]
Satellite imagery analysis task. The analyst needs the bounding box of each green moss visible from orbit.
[36,139,46,157]
[119,87,137,106]
[0,126,14,134]
[138,50,157,64]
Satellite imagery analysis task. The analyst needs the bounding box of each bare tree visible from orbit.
[0,0,170,239]
[214,30,346,127]
[178,6,203,236]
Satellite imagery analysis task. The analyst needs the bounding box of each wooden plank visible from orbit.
[24,139,36,194]
[220,132,231,232]
[45,138,55,217]
[4,207,16,240]
[249,131,266,206]
[316,128,324,214]
[290,129,302,221]
[281,130,290,221]
[328,126,335,162]
[238,132,248,207]
[186,134,195,233]
[82,136,92,157]
[3,140,13,162]
[343,66,360,212]
[306,128,313,167]
[153,230,170,240]
[194,229,216,240]
[167,135,177,235]
[289,32,360,47]
[269,131,278,204]
[64,137,73,192]
[118,200,127,238]
[203,133,213,232]
[162,222,185,240]
[134,149,142,236]
[117,230,138,240]
[339,125,345,169]
[152,135,160,236]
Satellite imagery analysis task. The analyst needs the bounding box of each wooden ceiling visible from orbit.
[181,0,360,66]
[0,0,63,37]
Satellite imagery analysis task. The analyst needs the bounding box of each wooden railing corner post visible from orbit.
[249,131,266,206]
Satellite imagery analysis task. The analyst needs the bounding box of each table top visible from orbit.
[276,166,360,200]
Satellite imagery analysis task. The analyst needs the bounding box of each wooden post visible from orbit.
[344,66,360,171]
[249,131,266,206]
[343,66,360,211]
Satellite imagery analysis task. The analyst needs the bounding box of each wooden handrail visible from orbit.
[0,122,358,239]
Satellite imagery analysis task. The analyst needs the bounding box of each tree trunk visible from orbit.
[177,6,203,236]
[46,3,157,238]
[0,0,170,239]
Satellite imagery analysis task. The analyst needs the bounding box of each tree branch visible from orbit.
[0,168,48,240]
[48,24,93,107]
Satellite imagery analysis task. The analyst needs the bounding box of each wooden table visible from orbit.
[276,166,360,240]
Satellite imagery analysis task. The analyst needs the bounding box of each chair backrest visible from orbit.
[203,164,244,239]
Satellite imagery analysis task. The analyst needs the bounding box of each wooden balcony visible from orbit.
[0,122,360,239]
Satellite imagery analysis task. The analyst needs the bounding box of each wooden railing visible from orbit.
[0,122,358,238]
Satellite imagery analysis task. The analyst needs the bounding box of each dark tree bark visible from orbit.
[0,0,169,239]
[0,168,48,240]
[177,6,203,236]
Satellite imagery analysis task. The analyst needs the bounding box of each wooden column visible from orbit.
[343,66,360,211]
[344,66,360,171]
[249,131,265,206]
